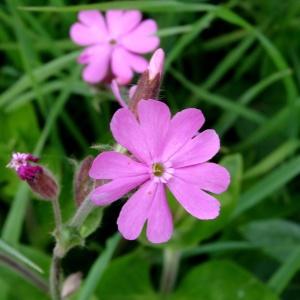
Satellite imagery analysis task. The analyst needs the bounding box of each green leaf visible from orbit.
[95,250,156,300]
[268,246,300,295]
[0,51,78,108]
[172,260,279,300]
[232,155,300,218]
[0,239,43,273]
[240,219,300,262]
[171,68,265,124]
[79,207,104,239]
[19,1,215,13]
[165,13,215,71]
[172,154,243,246]
[78,234,121,300]
[243,140,300,179]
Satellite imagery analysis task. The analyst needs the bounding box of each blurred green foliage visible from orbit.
[1,0,300,299]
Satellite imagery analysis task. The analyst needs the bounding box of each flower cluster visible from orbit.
[8,9,231,245]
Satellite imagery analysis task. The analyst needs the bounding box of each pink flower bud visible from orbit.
[148,48,165,81]
[61,272,82,299]
[7,152,59,201]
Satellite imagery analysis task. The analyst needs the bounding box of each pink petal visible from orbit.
[89,151,148,179]
[90,174,148,205]
[121,20,159,54]
[148,48,165,81]
[78,10,107,34]
[174,163,230,194]
[162,108,205,161]
[126,52,148,73]
[70,23,101,46]
[167,177,220,220]
[81,45,111,83]
[129,85,137,99]
[137,100,171,160]
[117,180,156,240]
[110,80,127,108]
[117,10,142,36]
[111,47,133,85]
[110,108,151,163]
[106,10,124,38]
[146,183,173,243]
[70,11,108,45]
[171,129,220,168]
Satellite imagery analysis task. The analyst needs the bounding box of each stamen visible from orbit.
[152,163,165,177]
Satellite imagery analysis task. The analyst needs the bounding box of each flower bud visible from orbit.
[28,169,59,201]
[129,48,165,113]
[7,152,59,201]
[148,48,164,81]
[61,272,82,299]
[74,156,94,207]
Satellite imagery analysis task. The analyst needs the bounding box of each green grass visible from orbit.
[1,0,300,299]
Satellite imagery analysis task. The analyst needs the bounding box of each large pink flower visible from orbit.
[89,100,230,243]
[70,10,159,85]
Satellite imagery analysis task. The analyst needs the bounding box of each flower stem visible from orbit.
[49,252,62,300]
[69,196,95,230]
[50,197,63,300]
[52,197,62,230]
[160,248,181,296]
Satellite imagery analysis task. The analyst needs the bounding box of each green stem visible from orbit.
[49,197,63,300]
[49,253,62,300]
[52,197,62,230]
[69,196,95,230]
[160,248,180,296]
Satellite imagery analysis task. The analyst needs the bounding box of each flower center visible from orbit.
[109,39,117,45]
[152,163,165,177]
[151,162,174,183]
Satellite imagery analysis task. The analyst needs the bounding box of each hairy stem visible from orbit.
[0,253,48,293]
[50,197,63,300]
[160,248,181,296]
[52,197,62,230]
[49,252,62,300]
[69,196,95,230]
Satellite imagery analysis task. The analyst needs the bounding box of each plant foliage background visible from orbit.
[1,0,300,299]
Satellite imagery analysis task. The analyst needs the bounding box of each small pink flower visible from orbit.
[89,100,230,244]
[70,10,160,85]
[7,152,42,181]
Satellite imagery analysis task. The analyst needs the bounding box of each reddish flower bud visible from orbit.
[74,156,94,207]
[129,48,165,113]
[7,152,59,201]
[28,169,59,201]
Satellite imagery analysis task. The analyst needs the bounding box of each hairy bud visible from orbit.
[74,156,94,207]
[7,152,59,201]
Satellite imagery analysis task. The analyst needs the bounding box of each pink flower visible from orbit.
[70,10,160,85]
[89,100,230,243]
[7,152,42,181]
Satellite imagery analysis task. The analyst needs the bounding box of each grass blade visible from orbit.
[78,234,121,300]
[0,239,43,273]
[268,246,300,294]
[232,155,300,218]
[172,68,265,123]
